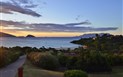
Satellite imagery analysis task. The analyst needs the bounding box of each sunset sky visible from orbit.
[0,0,122,37]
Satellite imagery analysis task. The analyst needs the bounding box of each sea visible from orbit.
[0,37,81,48]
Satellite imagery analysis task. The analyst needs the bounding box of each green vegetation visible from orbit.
[28,52,60,70]
[0,47,22,68]
[26,50,123,73]
[64,70,88,77]
[16,60,64,77]
[75,52,111,72]
[1,34,123,77]
[16,60,123,77]
[71,34,123,52]
[58,54,68,67]
[0,47,8,67]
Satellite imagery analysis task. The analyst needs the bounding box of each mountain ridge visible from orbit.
[0,32,16,37]
[75,33,111,38]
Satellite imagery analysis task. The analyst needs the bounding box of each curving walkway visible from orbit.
[0,55,26,77]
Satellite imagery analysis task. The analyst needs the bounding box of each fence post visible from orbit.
[18,67,23,77]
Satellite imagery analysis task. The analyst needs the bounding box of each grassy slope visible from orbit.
[16,60,123,77]
[16,60,63,77]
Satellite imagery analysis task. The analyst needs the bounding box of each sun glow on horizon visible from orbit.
[0,30,84,37]
[1,29,122,37]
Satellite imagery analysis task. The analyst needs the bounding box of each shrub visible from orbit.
[28,52,60,70]
[64,70,88,77]
[106,54,123,66]
[0,49,8,68]
[66,56,78,69]
[0,47,21,68]
[76,52,112,72]
[27,52,42,64]
[7,51,20,64]
[38,53,60,70]
[58,54,68,67]
[112,54,123,66]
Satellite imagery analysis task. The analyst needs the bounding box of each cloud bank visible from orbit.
[0,1,41,17]
[0,20,118,32]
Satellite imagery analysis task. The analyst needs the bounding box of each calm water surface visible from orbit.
[0,37,80,48]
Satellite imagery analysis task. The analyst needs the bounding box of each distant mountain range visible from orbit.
[76,33,111,38]
[0,32,16,37]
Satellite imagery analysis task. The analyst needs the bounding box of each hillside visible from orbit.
[0,32,16,37]
[77,33,111,38]
[71,34,123,51]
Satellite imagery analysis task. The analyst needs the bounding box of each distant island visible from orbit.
[26,35,35,38]
[0,32,36,38]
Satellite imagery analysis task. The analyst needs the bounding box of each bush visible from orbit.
[38,53,60,70]
[0,49,8,68]
[64,70,88,77]
[106,54,123,66]
[0,47,21,68]
[76,52,112,72]
[7,51,20,64]
[66,56,78,69]
[28,52,60,70]
[27,52,42,64]
[58,54,68,67]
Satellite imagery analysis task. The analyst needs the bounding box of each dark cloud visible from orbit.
[0,2,41,17]
[0,20,32,29]
[10,0,38,8]
[65,20,91,26]
[17,0,30,4]
[1,20,118,32]
[24,4,38,8]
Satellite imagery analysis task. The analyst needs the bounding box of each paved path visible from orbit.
[0,55,26,77]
